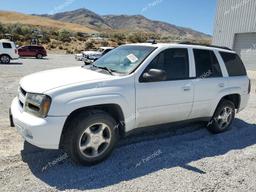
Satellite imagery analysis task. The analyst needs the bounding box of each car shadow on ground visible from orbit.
[21,118,256,190]
[20,57,49,60]
[0,62,23,65]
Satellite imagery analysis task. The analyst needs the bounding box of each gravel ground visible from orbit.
[0,55,256,192]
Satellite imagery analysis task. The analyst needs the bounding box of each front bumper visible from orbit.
[83,58,94,64]
[11,97,67,149]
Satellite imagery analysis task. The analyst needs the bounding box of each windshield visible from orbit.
[98,48,104,52]
[92,45,156,74]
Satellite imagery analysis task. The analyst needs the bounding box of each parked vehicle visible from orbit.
[10,42,250,165]
[18,45,47,59]
[0,39,19,64]
[83,47,114,65]
[75,53,83,61]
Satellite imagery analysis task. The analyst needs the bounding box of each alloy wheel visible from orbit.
[216,106,233,129]
[78,123,112,158]
[1,55,10,64]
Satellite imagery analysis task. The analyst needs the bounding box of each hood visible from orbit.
[82,51,101,55]
[20,67,113,93]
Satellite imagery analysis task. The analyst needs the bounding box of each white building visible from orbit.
[213,0,256,70]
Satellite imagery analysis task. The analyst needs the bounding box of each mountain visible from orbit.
[103,15,210,38]
[39,8,111,30]
[0,11,96,33]
[38,9,211,38]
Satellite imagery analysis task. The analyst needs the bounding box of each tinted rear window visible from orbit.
[37,46,45,50]
[2,43,12,49]
[220,52,247,76]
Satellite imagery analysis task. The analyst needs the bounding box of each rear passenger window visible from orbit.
[193,49,222,78]
[145,48,189,81]
[220,52,247,76]
[2,43,12,49]
[28,46,35,50]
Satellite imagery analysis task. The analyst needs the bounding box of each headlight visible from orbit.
[24,93,51,118]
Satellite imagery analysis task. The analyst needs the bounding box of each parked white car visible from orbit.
[10,43,250,165]
[0,39,19,64]
[82,47,114,65]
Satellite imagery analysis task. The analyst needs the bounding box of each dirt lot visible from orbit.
[0,55,256,192]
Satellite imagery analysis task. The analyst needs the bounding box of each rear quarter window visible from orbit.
[2,43,12,49]
[220,52,247,76]
[33,46,45,50]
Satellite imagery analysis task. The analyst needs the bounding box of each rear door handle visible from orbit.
[218,83,225,88]
[183,85,191,91]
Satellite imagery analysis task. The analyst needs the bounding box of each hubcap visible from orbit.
[79,123,111,158]
[217,107,233,129]
[1,56,9,63]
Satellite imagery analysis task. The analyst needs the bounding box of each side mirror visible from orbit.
[141,69,167,82]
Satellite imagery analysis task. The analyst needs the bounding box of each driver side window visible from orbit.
[141,48,190,82]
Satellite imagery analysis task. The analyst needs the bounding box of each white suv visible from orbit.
[10,43,250,165]
[0,39,19,64]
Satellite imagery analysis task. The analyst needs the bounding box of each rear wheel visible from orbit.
[0,55,10,64]
[63,110,119,165]
[207,100,235,133]
[36,54,43,59]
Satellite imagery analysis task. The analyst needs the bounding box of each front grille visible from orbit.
[19,100,24,108]
[20,87,27,96]
[18,86,27,109]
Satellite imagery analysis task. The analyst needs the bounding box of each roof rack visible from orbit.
[179,42,232,51]
[146,39,157,44]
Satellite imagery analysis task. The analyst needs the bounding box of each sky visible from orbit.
[0,0,217,35]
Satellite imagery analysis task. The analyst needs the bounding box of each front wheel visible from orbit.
[64,111,119,165]
[207,100,235,133]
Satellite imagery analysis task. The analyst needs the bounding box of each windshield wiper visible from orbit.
[92,64,115,75]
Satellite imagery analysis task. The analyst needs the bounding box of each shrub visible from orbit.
[84,41,95,50]
[49,39,61,49]
[101,41,109,47]
[58,29,71,42]
[66,49,74,54]
[113,33,126,41]
[0,22,5,34]
[127,32,147,43]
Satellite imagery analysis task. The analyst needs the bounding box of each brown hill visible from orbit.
[0,11,96,33]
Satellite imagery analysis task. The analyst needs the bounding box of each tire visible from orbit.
[63,110,119,165]
[207,100,235,134]
[36,54,43,59]
[0,55,10,64]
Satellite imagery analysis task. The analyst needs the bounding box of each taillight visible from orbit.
[248,79,251,94]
